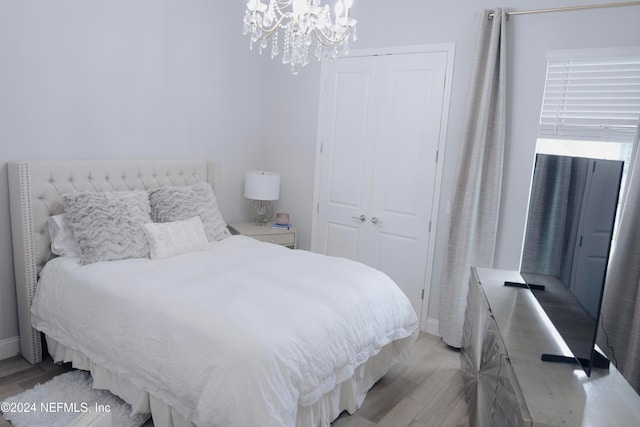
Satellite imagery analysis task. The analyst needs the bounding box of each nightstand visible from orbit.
[228,222,297,249]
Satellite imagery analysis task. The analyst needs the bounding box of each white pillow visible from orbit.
[143,216,210,259]
[48,214,81,258]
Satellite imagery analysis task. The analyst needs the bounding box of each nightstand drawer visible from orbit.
[228,223,297,249]
[252,233,295,246]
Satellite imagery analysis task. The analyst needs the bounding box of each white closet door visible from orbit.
[314,49,449,320]
[367,52,447,317]
[315,57,380,263]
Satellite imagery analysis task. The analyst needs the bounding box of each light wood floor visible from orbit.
[0,333,468,427]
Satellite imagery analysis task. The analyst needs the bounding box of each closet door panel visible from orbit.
[324,223,361,261]
[316,58,380,263]
[368,52,447,317]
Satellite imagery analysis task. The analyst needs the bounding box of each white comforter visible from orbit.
[32,235,418,426]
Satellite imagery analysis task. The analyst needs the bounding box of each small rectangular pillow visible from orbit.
[48,214,81,258]
[143,216,210,259]
[62,190,152,265]
[148,182,231,242]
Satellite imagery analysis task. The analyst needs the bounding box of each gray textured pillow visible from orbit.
[62,190,152,265]
[149,182,231,242]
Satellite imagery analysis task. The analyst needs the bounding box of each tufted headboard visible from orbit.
[8,159,221,364]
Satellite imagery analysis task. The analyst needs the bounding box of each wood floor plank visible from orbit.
[388,334,443,386]
[0,357,32,379]
[413,371,467,427]
[332,414,377,427]
[375,397,424,427]
[407,367,460,406]
[0,365,47,387]
[0,383,23,402]
[440,391,470,427]
[355,375,418,423]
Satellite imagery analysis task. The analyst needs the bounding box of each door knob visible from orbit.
[352,214,367,222]
[371,216,383,225]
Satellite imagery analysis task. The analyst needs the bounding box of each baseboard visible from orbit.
[0,336,20,361]
[425,317,440,337]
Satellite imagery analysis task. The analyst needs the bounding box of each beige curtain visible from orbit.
[439,8,507,348]
[598,124,640,392]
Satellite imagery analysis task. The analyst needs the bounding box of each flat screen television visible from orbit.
[518,153,624,376]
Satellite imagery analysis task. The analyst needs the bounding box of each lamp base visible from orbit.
[249,200,274,226]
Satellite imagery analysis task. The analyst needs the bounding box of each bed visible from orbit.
[8,159,419,427]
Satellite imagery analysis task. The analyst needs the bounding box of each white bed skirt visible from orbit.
[45,335,395,427]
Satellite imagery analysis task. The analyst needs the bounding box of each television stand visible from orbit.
[463,267,640,426]
[541,348,610,370]
[503,280,546,291]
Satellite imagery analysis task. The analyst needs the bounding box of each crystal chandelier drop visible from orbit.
[243,0,358,75]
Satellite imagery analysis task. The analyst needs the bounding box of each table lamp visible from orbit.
[244,171,280,225]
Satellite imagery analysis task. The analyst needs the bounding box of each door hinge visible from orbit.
[428,221,432,232]
[421,289,425,300]
[579,235,583,247]
[320,142,324,153]
[317,202,320,214]
[435,150,439,163]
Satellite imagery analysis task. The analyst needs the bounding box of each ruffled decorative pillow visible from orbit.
[148,182,230,242]
[62,190,152,265]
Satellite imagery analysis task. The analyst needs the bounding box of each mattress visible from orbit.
[31,235,418,426]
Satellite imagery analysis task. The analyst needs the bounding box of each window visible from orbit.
[537,47,640,187]
[536,48,640,245]
[538,48,640,147]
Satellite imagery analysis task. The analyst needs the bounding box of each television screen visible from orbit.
[520,153,623,376]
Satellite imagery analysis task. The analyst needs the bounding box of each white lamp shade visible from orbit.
[244,171,280,201]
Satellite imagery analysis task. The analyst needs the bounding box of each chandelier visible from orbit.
[243,0,357,75]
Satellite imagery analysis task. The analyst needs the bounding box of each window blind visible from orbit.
[539,56,640,143]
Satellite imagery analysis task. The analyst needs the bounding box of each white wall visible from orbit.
[260,0,640,327]
[0,1,270,348]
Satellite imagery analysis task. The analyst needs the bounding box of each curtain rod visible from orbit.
[488,1,640,18]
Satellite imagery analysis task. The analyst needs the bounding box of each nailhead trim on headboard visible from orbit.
[11,163,42,364]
